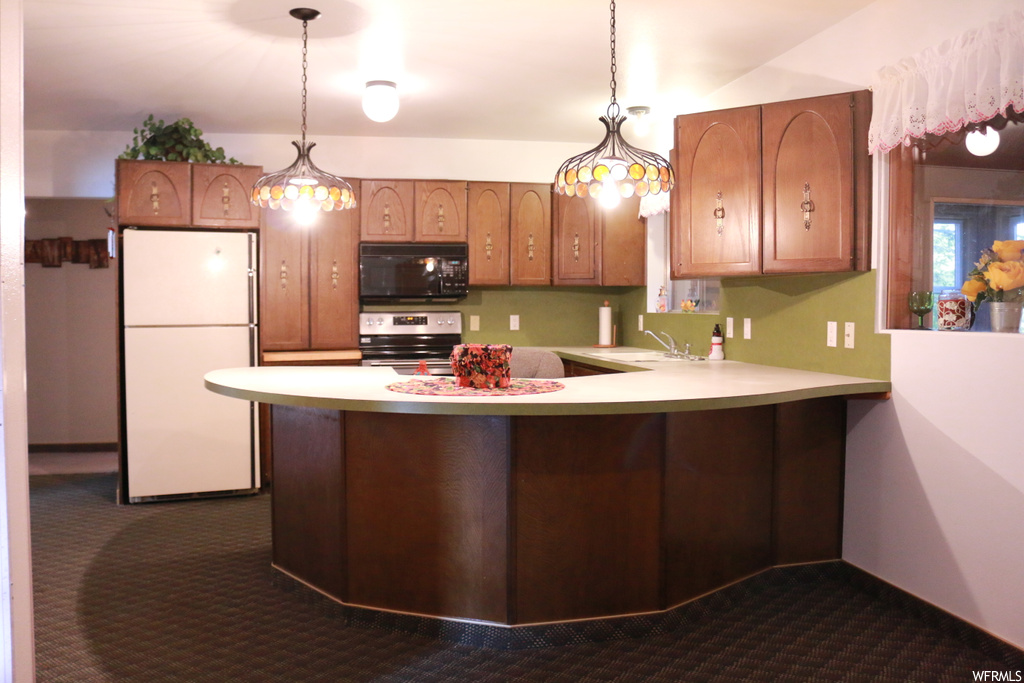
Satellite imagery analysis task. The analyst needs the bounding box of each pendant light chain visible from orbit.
[300,19,309,146]
[608,0,617,112]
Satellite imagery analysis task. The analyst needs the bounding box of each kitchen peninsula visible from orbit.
[206,353,889,626]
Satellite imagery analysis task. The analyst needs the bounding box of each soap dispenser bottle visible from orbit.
[709,324,725,360]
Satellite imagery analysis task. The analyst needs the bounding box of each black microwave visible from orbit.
[359,242,469,302]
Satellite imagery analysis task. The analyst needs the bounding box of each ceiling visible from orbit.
[24,0,878,144]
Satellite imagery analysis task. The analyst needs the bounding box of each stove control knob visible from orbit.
[376,317,384,326]
[364,318,373,326]
[447,316,456,326]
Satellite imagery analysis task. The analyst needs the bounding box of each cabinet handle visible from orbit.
[279,260,288,290]
[150,181,160,215]
[800,182,814,230]
[572,233,580,262]
[221,180,232,216]
[485,232,493,261]
[331,259,339,289]
[437,204,446,231]
[714,191,725,235]
[383,204,391,232]
[527,233,535,261]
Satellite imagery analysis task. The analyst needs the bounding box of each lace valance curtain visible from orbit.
[868,10,1024,155]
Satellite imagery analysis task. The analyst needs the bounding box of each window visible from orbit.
[932,220,961,291]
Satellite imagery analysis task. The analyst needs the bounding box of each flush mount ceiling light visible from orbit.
[363,80,399,122]
[965,127,1000,156]
[555,0,674,213]
[251,8,356,223]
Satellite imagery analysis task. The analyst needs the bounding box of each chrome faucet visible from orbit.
[644,330,706,360]
[644,329,681,357]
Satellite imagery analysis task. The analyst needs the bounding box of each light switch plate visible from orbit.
[726,317,734,338]
[743,318,751,340]
[510,314,520,331]
[469,315,480,332]
[844,322,855,349]
[638,314,644,332]
[827,321,838,347]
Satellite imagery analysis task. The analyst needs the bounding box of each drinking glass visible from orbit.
[908,291,934,329]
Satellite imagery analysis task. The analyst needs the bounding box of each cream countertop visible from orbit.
[204,348,890,417]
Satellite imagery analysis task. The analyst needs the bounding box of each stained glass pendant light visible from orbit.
[251,8,356,222]
[554,0,674,213]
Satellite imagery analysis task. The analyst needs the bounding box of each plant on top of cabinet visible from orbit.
[671,91,871,278]
[118,115,239,164]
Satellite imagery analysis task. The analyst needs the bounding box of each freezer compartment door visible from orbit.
[124,325,258,500]
[122,229,255,327]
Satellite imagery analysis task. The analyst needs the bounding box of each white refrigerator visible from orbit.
[120,228,259,502]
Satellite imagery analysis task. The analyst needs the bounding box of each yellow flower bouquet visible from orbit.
[961,240,1024,310]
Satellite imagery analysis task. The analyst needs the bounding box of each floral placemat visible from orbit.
[386,377,565,397]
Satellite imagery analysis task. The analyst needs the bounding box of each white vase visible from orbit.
[988,301,1023,333]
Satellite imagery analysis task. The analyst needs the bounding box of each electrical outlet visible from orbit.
[510,314,520,331]
[469,315,480,332]
[844,322,855,349]
[726,317,734,338]
[638,314,644,332]
[743,318,752,340]
[827,321,838,347]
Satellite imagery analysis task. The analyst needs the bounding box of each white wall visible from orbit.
[25,129,582,199]
[702,0,1024,649]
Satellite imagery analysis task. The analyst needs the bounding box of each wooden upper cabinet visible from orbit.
[116,160,191,226]
[360,180,414,242]
[191,164,263,228]
[671,106,761,278]
[260,209,309,351]
[553,194,600,285]
[309,209,360,350]
[510,183,552,286]
[602,196,646,286]
[468,182,510,285]
[761,92,866,274]
[415,181,468,242]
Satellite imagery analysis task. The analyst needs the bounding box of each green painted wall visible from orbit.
[618,271,890,380]
[363,270,890,381]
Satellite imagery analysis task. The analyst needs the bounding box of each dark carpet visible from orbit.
[31,473,1023,682]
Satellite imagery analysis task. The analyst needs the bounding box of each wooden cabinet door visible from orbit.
[671,106,761,278]
[468,182,510,285]
[602,196,646,286]
[415,181,468,242]
[761,93,857,273]
[553,194,600,285]
[191,164,263,228]
[260,210,309,351]
[360,180,414,242]
[116,160,191,226]
[510,183,552,286]
[309,209,360,349]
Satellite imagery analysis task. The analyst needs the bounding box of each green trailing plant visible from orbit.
[119,115,239,164]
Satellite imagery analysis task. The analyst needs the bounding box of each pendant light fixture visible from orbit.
[555,0,674,213]
[251,8,356,223]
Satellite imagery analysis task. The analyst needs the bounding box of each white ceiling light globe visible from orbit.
[965,128,1000,156]
[363,80,399,123]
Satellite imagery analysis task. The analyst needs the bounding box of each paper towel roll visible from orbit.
[598,302,613,346]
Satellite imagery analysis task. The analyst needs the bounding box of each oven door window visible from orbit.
[360,256,439,298]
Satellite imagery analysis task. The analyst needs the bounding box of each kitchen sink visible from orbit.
[583,351,691,362]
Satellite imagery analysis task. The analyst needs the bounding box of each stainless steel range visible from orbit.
[358,311,462,375]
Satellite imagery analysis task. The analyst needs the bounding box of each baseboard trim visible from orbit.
[29,442,118,453]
